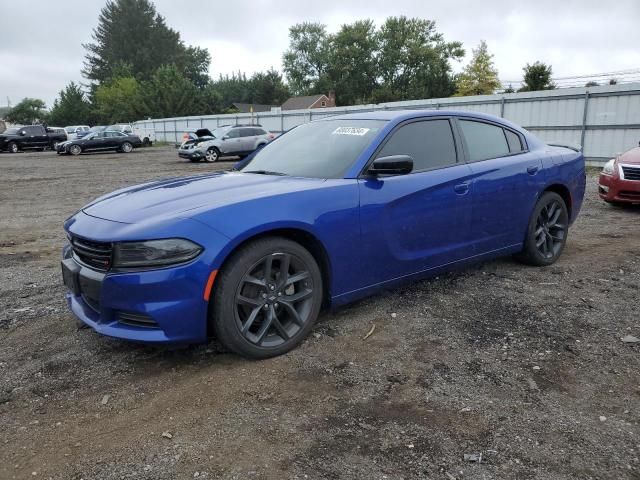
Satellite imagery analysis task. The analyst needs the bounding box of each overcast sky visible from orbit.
[1,0,639,108]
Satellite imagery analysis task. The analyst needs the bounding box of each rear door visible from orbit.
[456,118,545,253]
[358,118,474,287]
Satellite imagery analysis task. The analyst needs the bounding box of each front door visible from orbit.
[357,118,474,288]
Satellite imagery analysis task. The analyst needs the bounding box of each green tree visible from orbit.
[83,0,210,85]
[503,84,515,93]
[48,82,93,126]
[374,17,464,102]
[5,98,47,124]
[94,76,143,123]
[141,65,199,118]
[328,20,378,105]
[519,61,555,92]
[455,40,500,96]
[282,22,331,95]
[248,69,291,105]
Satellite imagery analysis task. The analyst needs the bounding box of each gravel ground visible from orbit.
[0,147,639,480]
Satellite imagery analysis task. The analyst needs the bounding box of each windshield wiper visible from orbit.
[244,170,287,176]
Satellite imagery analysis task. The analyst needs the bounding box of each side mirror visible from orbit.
[367,155,414,176]
[19,130,26,136]
[222,135,229,140]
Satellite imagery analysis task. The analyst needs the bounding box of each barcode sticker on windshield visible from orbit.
[332,127,370,136]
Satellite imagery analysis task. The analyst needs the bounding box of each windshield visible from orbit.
[240,119,386,179]
[210,127,230,139]
[4,128,20,135]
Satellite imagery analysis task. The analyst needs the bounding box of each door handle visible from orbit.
[454,182,470,195]
[527,165,540,175]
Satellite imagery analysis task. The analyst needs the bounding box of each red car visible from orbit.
[598,144,640,205]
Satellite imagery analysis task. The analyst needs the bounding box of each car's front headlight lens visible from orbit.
[602,159,615,175]
[112,239,203,269]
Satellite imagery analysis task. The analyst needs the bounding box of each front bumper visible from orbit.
[598,174,640,203]
[178,148,204,160]
[62,213,230,344]
[62,254,212,343]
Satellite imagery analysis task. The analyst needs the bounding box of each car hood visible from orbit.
[618,146,640,165]
[82,171,327,224]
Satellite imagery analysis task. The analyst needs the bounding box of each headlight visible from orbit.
[602,159,615,175]
[112,238,203,269]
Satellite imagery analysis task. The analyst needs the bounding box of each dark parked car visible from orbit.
[56,130,142,155]
[0,125,67,153]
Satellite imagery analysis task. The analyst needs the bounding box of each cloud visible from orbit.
[1,0,638,108]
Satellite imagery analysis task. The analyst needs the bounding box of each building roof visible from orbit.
[281,94,328,110]
[232,103,276,113]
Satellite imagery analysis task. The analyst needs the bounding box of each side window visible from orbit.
[239,128,253,137]
[226,129,240,139]
[459,120,510,161]
[376,119,457,171]
[504,129,524,153]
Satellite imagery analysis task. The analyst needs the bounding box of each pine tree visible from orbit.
[455,40,501,96]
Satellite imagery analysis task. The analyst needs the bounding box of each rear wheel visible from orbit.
[516,192,568,266]
[211,237,323,359]
[69,144,82,156]
[142,137,151,147]
[204,147,220,163]
[8,142,18,153]
[121,142,133,153]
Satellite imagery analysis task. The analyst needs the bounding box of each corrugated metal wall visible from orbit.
[135,83,640,165]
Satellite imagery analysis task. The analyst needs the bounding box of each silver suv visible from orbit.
[178,125,273,162]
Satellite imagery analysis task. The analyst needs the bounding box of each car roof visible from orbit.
[321,109,526,132]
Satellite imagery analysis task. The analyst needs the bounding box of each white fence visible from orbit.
[135,83,640,165]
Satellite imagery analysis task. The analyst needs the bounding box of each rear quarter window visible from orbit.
[459,120,510,161]
[505,129,525,153]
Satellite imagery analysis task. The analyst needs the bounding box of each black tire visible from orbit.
[142,137,151,147]
[211,237,323,359]
[121,142,133,153]
[8,142,18,154]
[516,192,569,266]
[204,147,220,163]
[69,144,82,156]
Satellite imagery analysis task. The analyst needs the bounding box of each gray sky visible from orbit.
[1,0,639,108]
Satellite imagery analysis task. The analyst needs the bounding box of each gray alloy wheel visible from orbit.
[205,147,220,163]
[8,142,18,153]
[69,144,82,156]
[121,142,133,153]
[516,191,568,266]
[211,237,323,359]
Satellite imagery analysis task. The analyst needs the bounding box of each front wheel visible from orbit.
[8,142,18,153]
[69,144,82,156]
[204,147,220,163]
[211,237,323,359]
[121,142,133,153]
[516,192,569,266]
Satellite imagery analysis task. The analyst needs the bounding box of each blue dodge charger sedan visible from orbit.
[62,110,585,358]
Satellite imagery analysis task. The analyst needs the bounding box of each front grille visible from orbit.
[117,311,158,329]
[71,236,112,271]
[621,165,640,181]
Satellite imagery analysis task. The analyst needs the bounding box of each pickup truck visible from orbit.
[0,125,68,153]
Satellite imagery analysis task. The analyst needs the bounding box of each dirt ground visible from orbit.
[0,147,638,480]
